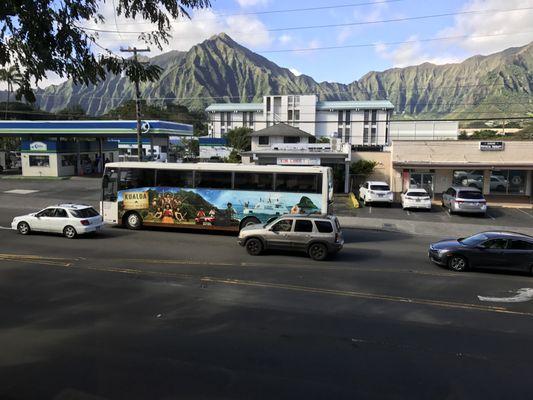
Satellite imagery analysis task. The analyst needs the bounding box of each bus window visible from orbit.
[119,168,155,190]
[195,171,232,189]
[156,169,193,188]
[234,172,274,191]
[102,167,118,201]
[275,173,321,193]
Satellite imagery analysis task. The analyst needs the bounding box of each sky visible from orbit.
[10,0,533,88]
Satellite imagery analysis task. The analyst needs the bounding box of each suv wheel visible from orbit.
[125,212,142,230]
[63,225,77,239]
[17,221,31,235]
[308,242,328,261]
[245,238,263,256]
[448,255,467,272]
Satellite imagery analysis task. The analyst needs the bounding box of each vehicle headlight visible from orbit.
[437,249,449,257]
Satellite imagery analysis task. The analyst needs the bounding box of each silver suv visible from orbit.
[238,214,344,261]
[441,186,487,215]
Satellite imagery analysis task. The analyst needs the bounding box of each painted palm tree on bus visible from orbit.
[0,66,23,119]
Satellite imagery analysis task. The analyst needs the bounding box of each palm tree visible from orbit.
[0,66,23,119]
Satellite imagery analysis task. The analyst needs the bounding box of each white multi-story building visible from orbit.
[206,95,395,147]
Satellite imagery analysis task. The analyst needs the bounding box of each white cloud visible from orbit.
[289,68,302,76]
[236,0,268,6]
[279,34,292,45]
[375,36,460,68]
[438,0,533,54]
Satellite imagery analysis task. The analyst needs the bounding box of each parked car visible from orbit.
[429,231,533,273]
[441,186,487,215]
[359,181,393,206]
[401,188,432,210]
[12,204,104,238]
[238,214,344,261]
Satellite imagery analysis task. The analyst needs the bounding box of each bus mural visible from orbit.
[117,187,322,228]
[101,162,332,231]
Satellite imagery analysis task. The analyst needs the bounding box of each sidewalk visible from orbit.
[338,215,533,238]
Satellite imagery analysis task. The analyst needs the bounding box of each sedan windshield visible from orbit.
[371,185,390,191]
[459,233,489,246]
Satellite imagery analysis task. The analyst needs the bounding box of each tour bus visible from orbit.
[101,162,333,231]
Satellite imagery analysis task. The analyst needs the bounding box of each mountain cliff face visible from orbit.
[36,33,533,117]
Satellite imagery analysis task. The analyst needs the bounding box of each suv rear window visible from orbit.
[406,191,428,197]
[458,191,484,199]
[370,185,390,191]
[315,220,333,233]
[70,207,100,218]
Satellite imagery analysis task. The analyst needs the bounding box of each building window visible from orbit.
[364,110,370,124]
[344,127,350,142]
[338,110,343,125]
[371,127,377,143]
[490,170,527,195]
[283,136,300,143]
[338,127,343,139]
[266,97,271,112]
[288,110,293,121]
[294,95,300,106]
[258,136,269,145]
[294,110,300,121]
[371,110,377,124]
[220,112,225,126]
[363,127,369,143]
[61,154,77,167]
[243,112,247,126]
[248,112,254,125]
[345,110,351,124]
[288,95,293,105]
[226,112,232,125]
[453,170,484,190]
[29,155,50,167]
[221,128,225,135]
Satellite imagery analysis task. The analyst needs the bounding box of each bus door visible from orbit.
[101,167,119,223]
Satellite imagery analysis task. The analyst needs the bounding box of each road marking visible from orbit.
[478,288,533,303]
[2,256,532,317]
[0,226,12,230]
[368,206,372,214]
[3,189,39,194]
[406,210,410,216]
[515,209,533,219]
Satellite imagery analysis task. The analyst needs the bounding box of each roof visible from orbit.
[316,100,394,110]
[274,214,337,220]
[205,103,263,112]
[450,186,482,191]
[0,120,193,137]
[53,203,93,209]
[250,123,313,137]
[105,161,329,174]
[480,231,533,240]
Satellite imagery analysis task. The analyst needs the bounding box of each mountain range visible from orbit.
[35,33,533,118]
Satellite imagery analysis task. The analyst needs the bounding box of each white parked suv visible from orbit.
[359,181,394,205]
[401,188,432,210]
[12,204,104,238]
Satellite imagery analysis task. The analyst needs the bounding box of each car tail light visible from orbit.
[335,233,340,243]
[80,219,90,226]
[455,200,464,204]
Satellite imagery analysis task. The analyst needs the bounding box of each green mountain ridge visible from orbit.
[35,33,533,118]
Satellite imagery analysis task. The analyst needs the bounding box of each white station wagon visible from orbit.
[401,188,432,210]
[12,204,104,238]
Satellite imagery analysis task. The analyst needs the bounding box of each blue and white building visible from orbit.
[0,120,193,177]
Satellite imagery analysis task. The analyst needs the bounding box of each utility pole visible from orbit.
[120,46,150,161]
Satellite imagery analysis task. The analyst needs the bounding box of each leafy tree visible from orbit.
[0,0,211,102]
[350,160,378,177]
[224,149,241,163]
[317,137,330,143]
[57,104,87,120]
[224,127,252,151]
[0,66,23,119]
[461,130,500,140]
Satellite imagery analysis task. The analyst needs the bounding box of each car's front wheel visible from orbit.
[448,255,468,272]
[17,221,31,235]
[308,242,328,261]
[63,225,77,239]
[245,238,263,256]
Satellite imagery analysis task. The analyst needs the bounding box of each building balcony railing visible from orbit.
[267,142,351,153]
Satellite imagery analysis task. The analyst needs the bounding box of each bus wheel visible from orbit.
[240,216,261,229]
[125,212,142,230]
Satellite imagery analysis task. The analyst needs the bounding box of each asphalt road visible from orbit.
[2,206,533,399]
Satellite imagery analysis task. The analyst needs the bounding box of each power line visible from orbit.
[78,6,533,35]
[260,30,533,53]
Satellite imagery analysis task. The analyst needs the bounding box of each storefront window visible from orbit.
[61,155,77,167]
[490,170,527,195]
[453,170,484,190]
[29,155,50,167]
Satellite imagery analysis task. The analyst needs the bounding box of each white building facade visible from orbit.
[206,95,395,148]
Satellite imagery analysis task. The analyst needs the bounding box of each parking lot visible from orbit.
[333,195,533,229]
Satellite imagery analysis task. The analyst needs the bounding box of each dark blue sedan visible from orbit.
[429,231,533,273]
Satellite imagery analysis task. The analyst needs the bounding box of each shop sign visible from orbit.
[123,191,149,210]
[277,157,321,166]
[30,141,47,151]
[479,141,504,151]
